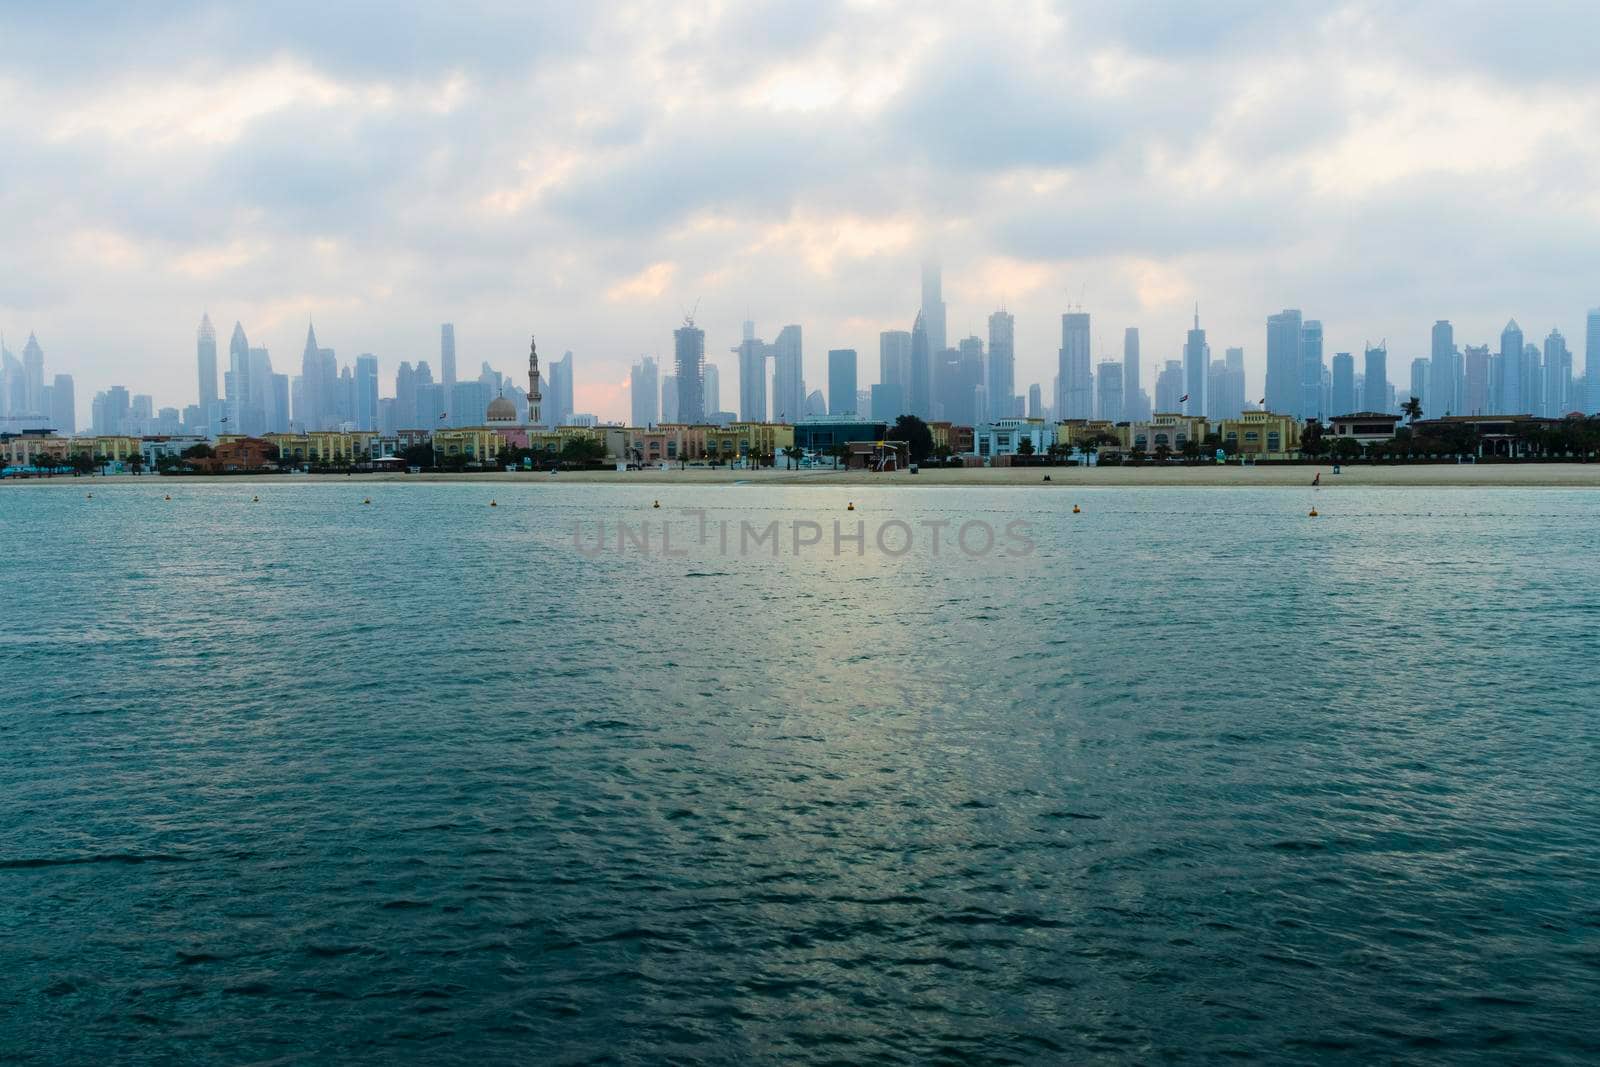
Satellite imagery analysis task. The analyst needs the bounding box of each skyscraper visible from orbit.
[661,374,678,423]
[1123,327,1141,422]
[1058,312,1092,419]
[1300,319,1324,420]
[909,313,932,419]
[1331,351,1356,415]
[21,333,44,415]
[1430,320,1457,417]
[770,325,802,422]
[197,314,218,424]
[631,356,659,427]
[1586,308,1600,414]
[440,324,457,389]
[1410,358,1429,414]
[1544,328,1570,416]
[1463,345,1489,415]
[828,349,857,415]
[987,310,1015,421]
[703,364,721,414]
[879,330,911,391]
[737,324,768,422]
[1096,362,1123,423]
[1184,307,1207,417]
[920,259,946,362]
[1265,309,1302,415]
[1523,342,1543,416]
[1155,360,1184,413]
[227,322,250,430]
[674,322,705,423]
[1027,383,1042,418]
[546,350,574,426]
[355,354,379,430]
[1361,345,1387,412]
[299,322,322,430]
[50,374,74,433]
[1499,320,1523,414]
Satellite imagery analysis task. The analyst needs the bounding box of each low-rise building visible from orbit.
[2,432,72,468]
[1120,414,1210,454]
[1329,412,1402,447]
[975,418,1054,462]
[1216,411,1301,460]
[795,418,890,454]
[432,428,504,465]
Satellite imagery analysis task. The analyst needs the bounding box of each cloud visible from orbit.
[3,1,1600,424]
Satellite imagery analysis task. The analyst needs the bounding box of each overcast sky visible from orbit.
[5,1,1600,421]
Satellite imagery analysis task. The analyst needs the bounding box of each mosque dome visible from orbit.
[486,394,517,422]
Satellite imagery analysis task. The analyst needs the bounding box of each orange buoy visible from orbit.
[1309,507,1319,517]
[1072,504,1081,514]
[847,502,855,511]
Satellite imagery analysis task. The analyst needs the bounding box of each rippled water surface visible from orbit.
[3,482,1599,1064]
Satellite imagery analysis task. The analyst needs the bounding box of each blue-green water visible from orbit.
[3,482,1598,1064]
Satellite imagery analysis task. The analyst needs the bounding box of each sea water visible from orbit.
[2,483,1597,1063]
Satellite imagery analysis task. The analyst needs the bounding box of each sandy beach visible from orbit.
[9,463,1600,488]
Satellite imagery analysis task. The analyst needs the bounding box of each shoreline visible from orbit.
[7,463,1600,488]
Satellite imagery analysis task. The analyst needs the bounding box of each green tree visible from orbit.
[1301,419,1327,457]
[781,445,803,470]
[1180,438,1201,464]
[1402,396,1423,423]
[888,415,934,465]
[125,450,146,476]
[825,442,851,469]
[1074,438,1098,465]
[1016,437,1035,457]
[1154,443,1173,464]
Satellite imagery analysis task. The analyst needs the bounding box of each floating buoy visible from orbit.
[164,494,171,501]
[86,493,92,499]
[490,500,498,507]
[1309,507,1319,517]
[1072,504,1081,514]
[362,498,371,505]
[653,500,660,509]
[252,495,259,503]
[847,502,855,511]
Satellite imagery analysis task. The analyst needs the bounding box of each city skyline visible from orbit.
[6,4,1600,424]
[8,289,1600,434]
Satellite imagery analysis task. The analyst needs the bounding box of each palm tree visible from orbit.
[1402,396,1423,423]
[1154,443,1173,465]
[1075,438,1098,466]
[1180,439,1201,464]
[826,443,850,470]
[782,445,803,470]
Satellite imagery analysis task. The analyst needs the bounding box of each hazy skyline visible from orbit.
[5,2,1600,421]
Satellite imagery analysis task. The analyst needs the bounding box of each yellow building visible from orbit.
[1120,414,1210,454]
[730,422,793,462]
[1054,419,1120,448]
[432,428,504,464]
[79,436,143,463]
[3,432,72,467]
[1216,411,1302,460]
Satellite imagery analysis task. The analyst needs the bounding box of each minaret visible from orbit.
[527,335,542,426]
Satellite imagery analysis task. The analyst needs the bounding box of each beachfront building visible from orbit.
[1328,412,1403,448]
[2,431,72,468]
[1216,411,1302,460]
[1054,419,1121,449]
[975,418,1054,462]
[925,421,976,457]
[139,435,211,469]
[1120,414,1209,454]
[432,428,504,465]
[794,417,890,454]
